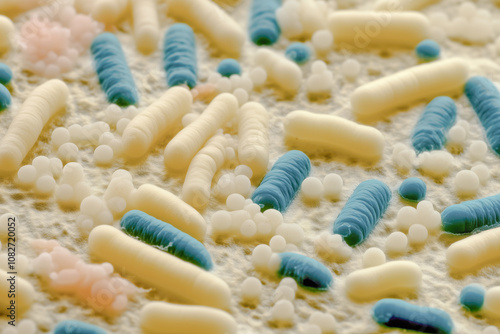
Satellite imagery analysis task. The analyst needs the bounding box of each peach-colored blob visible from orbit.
[20,6,103,77]
[31,239,138,314]
[192,83,218,103]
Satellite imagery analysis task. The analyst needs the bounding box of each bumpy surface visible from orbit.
[251,150,311,212]
[411,96,456,153]
[217,58,241,77]
[249,0,281,45]
[285,42,311,64]
[460,284,485,312]
[91,33,138,106]
[465,76,500,156]
[277,252,333,291]
[333,179,392,247]
[441,193,500,234]
[398,177,427,202]
[372,299,454,334]
[0,83,10,111]
[54,320,107,334]
[120,210,213,270]
[163,23,197,88]
[416,39,441,61]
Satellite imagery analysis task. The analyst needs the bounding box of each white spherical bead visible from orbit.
[311,60,328,74]
[17,319,37,334]
[58,142,79,163]
[49,158,63,178]
[270,235,287,253]
[271,300,295,324]
[249,67,267,87]
[32,155,51,175]
[385,232,408,254]
[235,165,253,179]
[51,127,70,147]
[244,203,261,217]
[323,173,343,199]
[211,210,232,234]
[35,175,56,196]
[312,29,333,51]
[17,165,37,187]
[94,145,114,165]
[468,140,488,162]
[251,244,272,270]
[362,247,386,268]
[241,277,262,303]
[80,195,105,217]
[483,326,500,334]
[309,312,337,333]
[454,170,480,197]
[408,224,428,245]
[226,193,246,211]
[233,88,249,106]
[341,59,361,79]
[301,177,324,201]
[240,219,257,238]
[458,2,476,20]
[279,277,298,292]
[216,77,232,92]
[116,118,130,135]
[276,223,304,245]
[273,285,295,303]
[471,163,490,186]
[396,206,419,232]
[447,125,466,146]
[263,209,284,228]
[235,175,251,197]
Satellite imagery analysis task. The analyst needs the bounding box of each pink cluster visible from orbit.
[31,239,139,314]
[20,6,102,77]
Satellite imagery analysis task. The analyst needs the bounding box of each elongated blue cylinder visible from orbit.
[0,83,10,111]
[251,150,311,212]
[441,193,500,234]
[120,210,213,270]
[54,320,107,334]
[0,63,12,85]
[249,0,281,45]
[373,299,453,334]
[277,252,333,291]
[333,179,391,247]
[460,284,485,312]
[411,96,456,153]
[465,76,500,155]
[163,23,197,88]
[91,33,138,107]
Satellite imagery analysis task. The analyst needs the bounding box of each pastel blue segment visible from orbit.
[460,284,485,312]
[0,83,10,111]
[163,23,197,88]
[217,59,241,77]
[398,177,426,202]
[411,96,456,153]
[249,0,281,45]
[120,210,213,270]
[0,63,12,85]
[251,150,311,212]
[54,320,107,334]
[277,252,333,291]
[285,42,311,64]
[415,39,441,61]
[333,179,391,247]
[91,33,138,107]
[465,76,500,155]
[441,193,500,234]
[373,299,453,334]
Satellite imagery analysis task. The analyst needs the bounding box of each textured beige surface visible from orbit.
[1,0,500,333]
